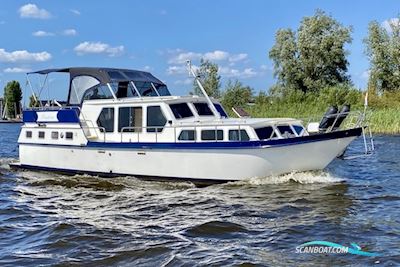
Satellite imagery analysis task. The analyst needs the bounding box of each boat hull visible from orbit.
[13,129,360,183]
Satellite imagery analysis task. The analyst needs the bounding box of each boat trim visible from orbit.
[19,127,362,149]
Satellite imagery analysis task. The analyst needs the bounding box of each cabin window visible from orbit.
[38,131,45,139]
[214,104,228,118]
[51,131,59,139]
[82,84,114,101]
[255,126,276,140]
[26,131,32,138]
[69,75,100,105]
[66,132,73,139]
[134,81,158,97]
[194,103,213,116]
[292,125,305,136]
[178,130,196,141]
[229,130,250,141]
[201,130,223,141]
[97,108,115,132]
[119,107,142,132]
[147,106,166,132]
[169,103,193,119]
[277,125,295,137]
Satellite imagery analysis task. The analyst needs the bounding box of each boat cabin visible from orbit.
[20,67,308,146]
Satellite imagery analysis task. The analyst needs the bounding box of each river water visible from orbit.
[0,123,399,266]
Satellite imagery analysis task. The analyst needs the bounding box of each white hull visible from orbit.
[16,136,356,182]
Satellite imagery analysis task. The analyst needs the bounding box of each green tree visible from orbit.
[3,81,22,118]
[192,59,221,98]
[221,79,253,110]
[364,18,400,92]
[269,10,352,93]
[29,93,40,108]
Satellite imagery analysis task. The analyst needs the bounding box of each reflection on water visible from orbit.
[0,124,399,266]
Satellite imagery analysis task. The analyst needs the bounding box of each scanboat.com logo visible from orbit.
[296,241,380,257]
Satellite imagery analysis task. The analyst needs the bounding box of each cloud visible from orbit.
[203,50,230,61]
[32,30,54,37]
[143,65,153,71]
[159,10,167,15]
[18,4,52,19]
[0,21,5,25]
[62,29,77,36]
[70,9,81,16]
[0,48,51,63]
[167,49,248,64]
[168,51,202,64]
[167,65,198,75]
[74,41,124,57]
[4,67,32,73]
[361,70,370,80]
[220,67,258,79]
[382,18,400,32]
[228,53,248,62]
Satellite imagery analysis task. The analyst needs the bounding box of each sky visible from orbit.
[0,0,399,102]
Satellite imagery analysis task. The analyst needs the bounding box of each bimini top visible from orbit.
[28,67,171,105]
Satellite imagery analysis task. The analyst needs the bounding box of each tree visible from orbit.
[29,94,40,108]
[364,18,400,92]
[3,81,22,118]
[269,10,352,93]
[192,59,221,98]
[221,79,253,110]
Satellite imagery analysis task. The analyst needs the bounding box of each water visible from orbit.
[0,123,399,266]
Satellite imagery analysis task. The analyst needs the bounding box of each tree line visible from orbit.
[194,10,400,112]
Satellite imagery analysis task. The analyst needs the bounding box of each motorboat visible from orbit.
[10,64,374,184]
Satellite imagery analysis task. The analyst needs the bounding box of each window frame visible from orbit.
[169,103,194,119]
[201,129,224,141]
[118,106,143,133]
[97,107,115,133]
[228,129,250,141]
[178,129,196,141]
[146,105,167,133]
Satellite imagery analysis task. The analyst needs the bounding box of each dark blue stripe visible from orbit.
[19,127,362,150]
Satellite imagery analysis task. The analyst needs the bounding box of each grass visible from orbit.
[242,99,400,135]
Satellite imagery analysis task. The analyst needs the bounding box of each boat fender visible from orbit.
[319,106,338,132]
[332,104,350,130]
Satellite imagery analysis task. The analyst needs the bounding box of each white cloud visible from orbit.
[228,53,248,62]
[143,66,153,71]
[361,70,370,80]
[167,65,187,75]
[220,67,258,79]
[62,29,77,36]
[0,48,52,63]
[168,51,202,64]
[4,67,31,73]
[382,18,400,32]
[32,30,54,37]
[74,41,124,57]
[167,65,198,75]
[203,50,229,61]
[70,9,81,16]
[18,4,51,19]
[167,49,248,65]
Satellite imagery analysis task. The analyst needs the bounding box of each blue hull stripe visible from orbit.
[87,127,362,149]
[19,127,362,150]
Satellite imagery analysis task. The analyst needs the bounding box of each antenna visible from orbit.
[186,60,221,119]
